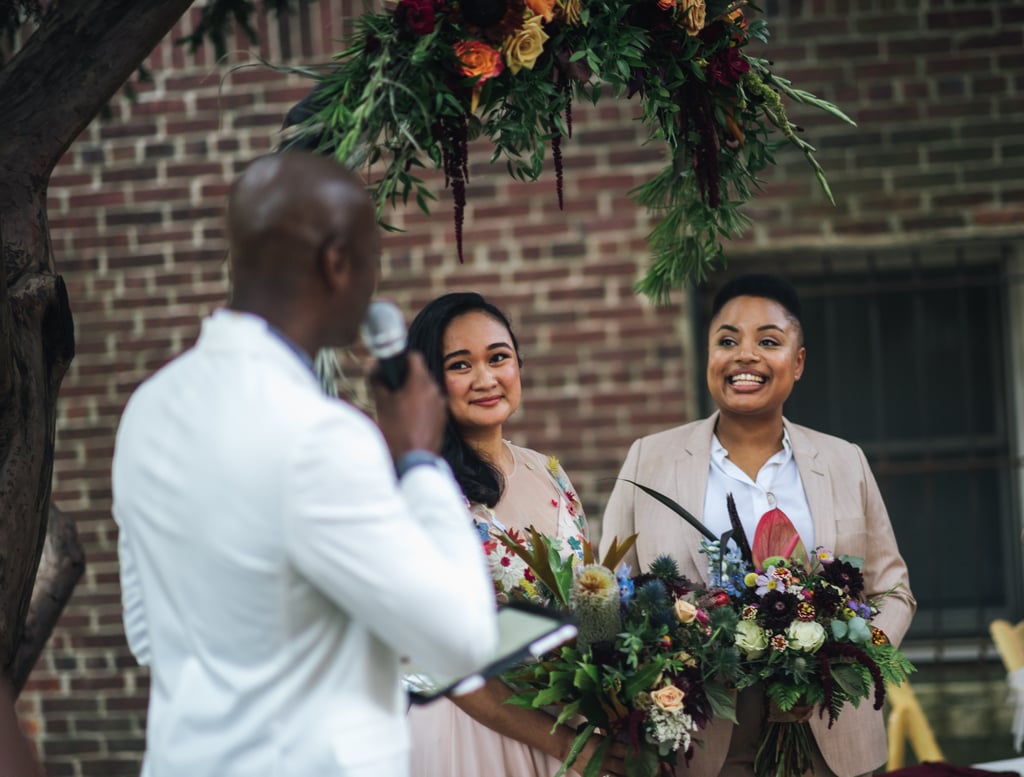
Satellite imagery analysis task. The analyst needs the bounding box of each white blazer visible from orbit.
[113,310,497,777]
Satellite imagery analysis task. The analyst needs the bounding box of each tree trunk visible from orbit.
[0,0,197,684]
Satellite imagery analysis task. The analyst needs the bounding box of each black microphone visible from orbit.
[360,300,409,390]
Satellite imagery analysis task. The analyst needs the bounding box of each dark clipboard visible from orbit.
[404,600,577,705]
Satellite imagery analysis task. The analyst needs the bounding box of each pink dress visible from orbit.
[408,443,588,777]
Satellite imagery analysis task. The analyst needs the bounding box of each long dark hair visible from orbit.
[407,292,522,507]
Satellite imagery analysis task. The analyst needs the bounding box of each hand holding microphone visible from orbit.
[360,300,409,390]
[361,300,447,460]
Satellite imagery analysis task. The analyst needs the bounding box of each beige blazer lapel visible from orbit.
[786,418,837,554]
[677,414,717,581]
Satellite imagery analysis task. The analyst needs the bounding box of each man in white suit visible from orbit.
[112,152,498,777]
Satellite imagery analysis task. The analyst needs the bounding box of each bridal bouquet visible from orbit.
[725,529,914,777]
[497,528,739,777]
[628,482,915,777]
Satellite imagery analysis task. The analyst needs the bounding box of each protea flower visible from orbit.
[570,564,621,654]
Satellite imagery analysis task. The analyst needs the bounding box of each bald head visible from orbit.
[226,152,380,349]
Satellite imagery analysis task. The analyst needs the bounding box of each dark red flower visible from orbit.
[396,0,437,35]
[820,559,865,598]
[708,48,750,87]
[758,590,799,630]
[811,583,844,618]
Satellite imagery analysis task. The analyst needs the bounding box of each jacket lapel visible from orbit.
[786,419,836,554]
[678,413,718,581]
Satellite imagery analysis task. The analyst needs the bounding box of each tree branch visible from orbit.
[0,0,197,182]
[0,215,12,406]
[9,504,85,696]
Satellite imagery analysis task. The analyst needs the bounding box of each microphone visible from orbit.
[360,300,409,390]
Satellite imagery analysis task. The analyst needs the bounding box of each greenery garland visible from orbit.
[294,0,853,301]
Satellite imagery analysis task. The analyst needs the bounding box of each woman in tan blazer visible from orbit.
[600,274,915,777]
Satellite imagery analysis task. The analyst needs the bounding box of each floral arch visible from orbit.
[288,0,850,301]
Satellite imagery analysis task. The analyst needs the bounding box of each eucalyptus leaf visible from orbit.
[624,744,660,777]
[706,681,739,724]
[832,662,869,699]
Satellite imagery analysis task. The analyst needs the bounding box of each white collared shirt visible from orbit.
[703,428,815,554]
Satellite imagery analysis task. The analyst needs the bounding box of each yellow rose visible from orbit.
[526,0,556,23]
[503,15,549,75]
[679,0,706,36]
[673,598,698,624]
[650,685,686,712]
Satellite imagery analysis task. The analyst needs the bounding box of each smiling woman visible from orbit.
[440,310,523,453]
[404,292,628,777]
[706,294,806,475]
[600,273,916,777]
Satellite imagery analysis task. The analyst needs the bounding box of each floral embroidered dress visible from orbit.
[408,442,588,777]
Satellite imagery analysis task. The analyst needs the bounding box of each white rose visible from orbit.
[786,620,826,653]
[735,619,768,659]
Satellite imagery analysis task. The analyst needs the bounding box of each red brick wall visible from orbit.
[742,0,1024,245]
[19,0,1024,774]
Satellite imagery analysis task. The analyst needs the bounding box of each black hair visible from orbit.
[277,82,335,154]
[709,273,803,339]
[407,292,522,507]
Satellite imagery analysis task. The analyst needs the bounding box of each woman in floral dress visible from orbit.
[405,292,626,777]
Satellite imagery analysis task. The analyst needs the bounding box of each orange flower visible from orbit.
[656,0,675,10]
[453,40,504,83]
[525,0,556,23]
[723,108,746,146]
[454,40,504,111]
[727,7,748,42]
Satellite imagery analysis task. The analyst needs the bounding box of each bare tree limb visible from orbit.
[0,0,197,184]
[0,215,12,407]
[10,504,85,696]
